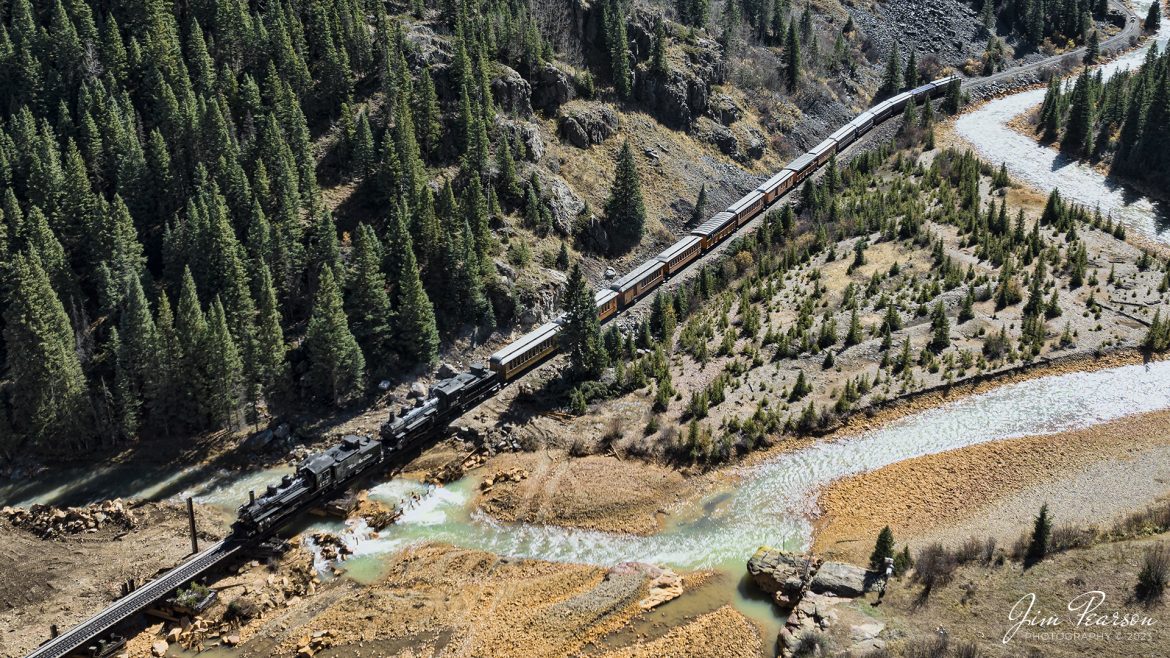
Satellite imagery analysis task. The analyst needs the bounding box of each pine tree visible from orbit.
[878,42,902,100]
[784,21,801,92]
[346,223,394,371]
[386,207,440,366]
[1084,29,1100,64]
[1146,1,1161,31]
[845,307,862,346]
[1026,503,1052,565]
[148,291,182,437]
[904,50,918,89]
[202,297,244,428]
[351,110,376,177]
[603,141,647,254]
[415,68,442,161]
[304,267,366,406]
[253,262,288,403]
[496,133,522,204]
[3,251,92,450]
[650,290,677,345]
[770,0,787,45]
[604,0,633,98]
[929,300,950,352]
[1063,69,1095,158]
[561,263,607,378]
[869,526,896,570]
[175,267,209,427]
[651,18,669,75]
[556,241,571,270]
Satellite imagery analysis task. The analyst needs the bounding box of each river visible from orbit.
[955,0,1170,241]
[189,360,1170,636]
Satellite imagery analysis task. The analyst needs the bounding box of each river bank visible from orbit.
[813,407,1170,563]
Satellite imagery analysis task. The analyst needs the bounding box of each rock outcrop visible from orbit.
[531,63,577,113]
[747,547,819,607]
[809,561,873,598]
[495,118,544,162]
[491,64,533,117]
[558,102,619,148]
[748,547,886,657]
[532,169,585,235]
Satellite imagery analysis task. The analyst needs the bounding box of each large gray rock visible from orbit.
[404,24,452,69]
[710,93,743,125]
[532,170,585,236]
[741,127,766,160]
[634,67,698,129]
[809,561,872,598]
[702,120,738,156]
[747,547,818,607]
[495,118,544,162]
[558,103,619,148]
[532,63,576,113]
[491,65,533,117]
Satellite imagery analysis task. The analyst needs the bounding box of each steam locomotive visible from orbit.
[229,75,961,540]
[231,364,500,538]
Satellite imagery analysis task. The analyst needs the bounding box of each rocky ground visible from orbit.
[0,501,231,657]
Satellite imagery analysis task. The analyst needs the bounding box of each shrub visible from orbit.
[893,546,914,576]
[1136,543,1169,605]
[954,536,993,565]
[644,415,660,436]
[913,542,958,593]
[902,634,948,658]
[792,631,832,658]
[1050,524,1095,553]
[568,435,593,457]
[1110,500,1170,539]
[953,641,981,658]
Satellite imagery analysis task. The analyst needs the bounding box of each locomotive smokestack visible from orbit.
[249,490,255,505]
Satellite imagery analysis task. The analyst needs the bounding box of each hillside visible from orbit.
[0,0,1003,463]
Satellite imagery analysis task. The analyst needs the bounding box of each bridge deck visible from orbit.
[27,541,240,658]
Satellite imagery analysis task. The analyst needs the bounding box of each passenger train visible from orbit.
[229,75,959,541]
[484,75,959,383]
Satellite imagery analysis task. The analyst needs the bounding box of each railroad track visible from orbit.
[962,0,1142,92]
[26,540,241,658]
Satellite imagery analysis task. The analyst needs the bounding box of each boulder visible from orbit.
[408,382,427,399]
[532,63,576,113]
[741,127,766,160]
[705,121,738,156]
[747,547,818,606]
[437,363,458,379]
[151,640,169,657]
[809,561,872,598]
[558,103,619,148]
[532,170,585,236]
[495,118,544,162]
[243,429,274,452]
[710,92,743,125]
[491,65,533,117]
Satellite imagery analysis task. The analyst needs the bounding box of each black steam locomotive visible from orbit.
[232,434,382,535]
[230,364,499,539]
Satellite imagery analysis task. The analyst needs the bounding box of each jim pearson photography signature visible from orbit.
[1004,591,1158,644]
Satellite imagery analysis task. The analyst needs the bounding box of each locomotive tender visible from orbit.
[228,75,958,541]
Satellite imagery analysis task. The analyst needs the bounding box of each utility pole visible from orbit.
[186,497,198,554]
